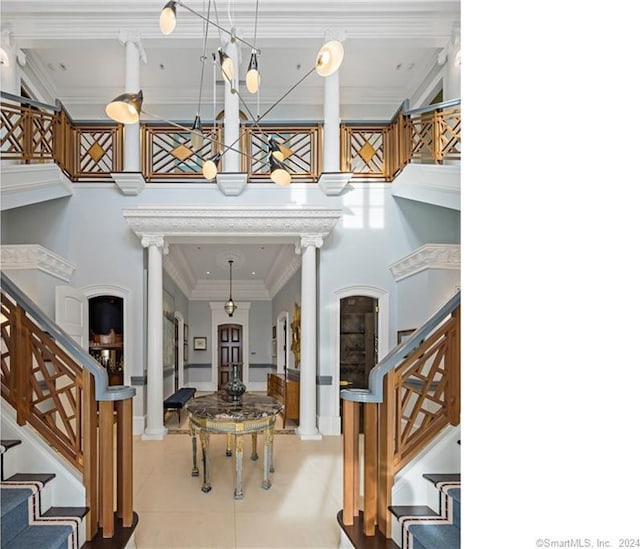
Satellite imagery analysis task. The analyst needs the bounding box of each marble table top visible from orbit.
[186,392,283,422]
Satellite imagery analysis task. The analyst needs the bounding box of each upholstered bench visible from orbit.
[163,387,197,424]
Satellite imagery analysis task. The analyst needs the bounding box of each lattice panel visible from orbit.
[0,103,55,161]
[76,127,118,177]
[437,109,461,160]
[408,115,436,162]
[394,317,456,459]
[0,295,15,401]
[249,127,318,180]
[30,112,56,159]
[0,103,23,157]
[344,127,386,178]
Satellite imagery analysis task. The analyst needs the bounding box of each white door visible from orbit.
[55,285,88,349]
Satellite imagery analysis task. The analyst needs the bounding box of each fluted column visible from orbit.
[141,234,167,440]
[296,235,323,440]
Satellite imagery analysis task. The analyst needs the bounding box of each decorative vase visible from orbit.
[225,363,246,401]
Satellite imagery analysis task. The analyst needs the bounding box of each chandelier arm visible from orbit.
[175,0,261,54]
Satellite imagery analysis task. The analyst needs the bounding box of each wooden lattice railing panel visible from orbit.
[0,102,57,162]
[341,125,389,179]
[73,126,122,180]
[249,126,320,181]
[407,106,461,164]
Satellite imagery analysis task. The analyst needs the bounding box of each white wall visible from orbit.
[247,300,273,364]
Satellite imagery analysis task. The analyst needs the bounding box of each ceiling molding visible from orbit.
[0,244,76,282]
[191,280,270,301]
[265,246,301,298]
[389,243,460,282]
[163,254,192,299]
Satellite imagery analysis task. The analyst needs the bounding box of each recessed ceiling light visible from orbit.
[206,271,210,275]
[251,271,256,276]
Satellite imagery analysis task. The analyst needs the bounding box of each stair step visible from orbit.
[5,472,57,485]
[407,522,460,549]
[5,521,77,549]
[0,439,22,452]
[422,473,460,486]
[337,510,399,549]
[42,506,90,520]
[388,505,440,520]
[83,511,140,548]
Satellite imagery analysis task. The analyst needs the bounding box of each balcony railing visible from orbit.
[1,91,460,183]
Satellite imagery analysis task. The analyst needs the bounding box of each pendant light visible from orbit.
[224,260,237,317]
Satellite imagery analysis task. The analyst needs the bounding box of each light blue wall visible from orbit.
[1,181,460,433]
[248,300,272,364]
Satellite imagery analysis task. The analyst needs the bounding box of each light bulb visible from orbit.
[315,40,344,77]
[159,2,177,35]
[202,159,218,180]
[246,51,260,94]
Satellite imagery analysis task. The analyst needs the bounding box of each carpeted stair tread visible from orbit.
[5,472,56,485]
[407,522,460,549]
[422,473,460,486]
[389,505,440,520]
[1,486,32,515]
[4,522,74,549]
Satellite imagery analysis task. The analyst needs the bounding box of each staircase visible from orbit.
[1,439,86,548]
[390,474,461,549]
[338,291,461,549]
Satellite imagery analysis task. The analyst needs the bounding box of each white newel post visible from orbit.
[141,235,167,440]
[296,235,323,440]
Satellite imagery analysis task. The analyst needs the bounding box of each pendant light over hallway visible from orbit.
[224,259,237,317]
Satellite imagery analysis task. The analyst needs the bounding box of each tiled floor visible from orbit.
[132,411,344,548]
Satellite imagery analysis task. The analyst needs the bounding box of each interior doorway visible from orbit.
[339,296,378,389]
[218,323,243,389]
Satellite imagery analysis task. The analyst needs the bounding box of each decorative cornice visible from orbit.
[111,172,146,196]
[317,172,353,196]
[163,254,192,298]
[0,244,76,282]
[216,173,248,196]
[122,205,342,240]
[192,280,270,301]
[389,243,460,281]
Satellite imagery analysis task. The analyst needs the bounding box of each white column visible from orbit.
[119,31,146,172]
[0,31,23,96]
[323,69,340,172]
[223,35,240,172]
[141,235,167,440]
[296,235,323,440]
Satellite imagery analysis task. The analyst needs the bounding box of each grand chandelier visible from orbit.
[106,0,344,185]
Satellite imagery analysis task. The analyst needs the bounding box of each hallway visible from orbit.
[132,412,343,548]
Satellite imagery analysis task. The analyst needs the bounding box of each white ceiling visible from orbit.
[0,0,460,300]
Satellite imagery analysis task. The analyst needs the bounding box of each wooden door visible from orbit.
[218,324,242,389]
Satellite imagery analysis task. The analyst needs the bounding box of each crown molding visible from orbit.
[191,280,270,301]
[389,243,460,282]
[163,254,192,298]
[265,247,301,298]
[0,244,76,282]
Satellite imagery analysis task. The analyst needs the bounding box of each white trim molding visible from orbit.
[122,205,342,240]
[318,172,352,196]
[111,172,146,196]
[0,164,73,211]
[389,243,460,282]
[216,173,248,196]
[1,244,76,282]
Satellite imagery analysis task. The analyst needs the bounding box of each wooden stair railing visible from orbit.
[341,291,461,539]
[2,90,460,183]
[0,272,136,541]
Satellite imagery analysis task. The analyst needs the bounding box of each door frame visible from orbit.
[331,285,389,434]
[275,311,290,374]
[210,301,252,391]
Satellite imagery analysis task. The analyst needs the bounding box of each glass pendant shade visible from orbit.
[202,153,221,180]
[246,52,260,94]
[315,40,344,77]
[191,114,203,149]
[224,260,237,317]
[218,49,234,83]
[159,1,177,35]
[105,90,143,124]
[269,156,291,186]
[268,137,284,162]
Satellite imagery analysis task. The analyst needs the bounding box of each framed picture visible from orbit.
[397,329,415,345]
[272,325,276,339]
[193,337,207,351]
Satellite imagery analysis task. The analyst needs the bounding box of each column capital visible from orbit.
[296,234,324,254]
[140,234,165,249]
[118,29,147,63]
